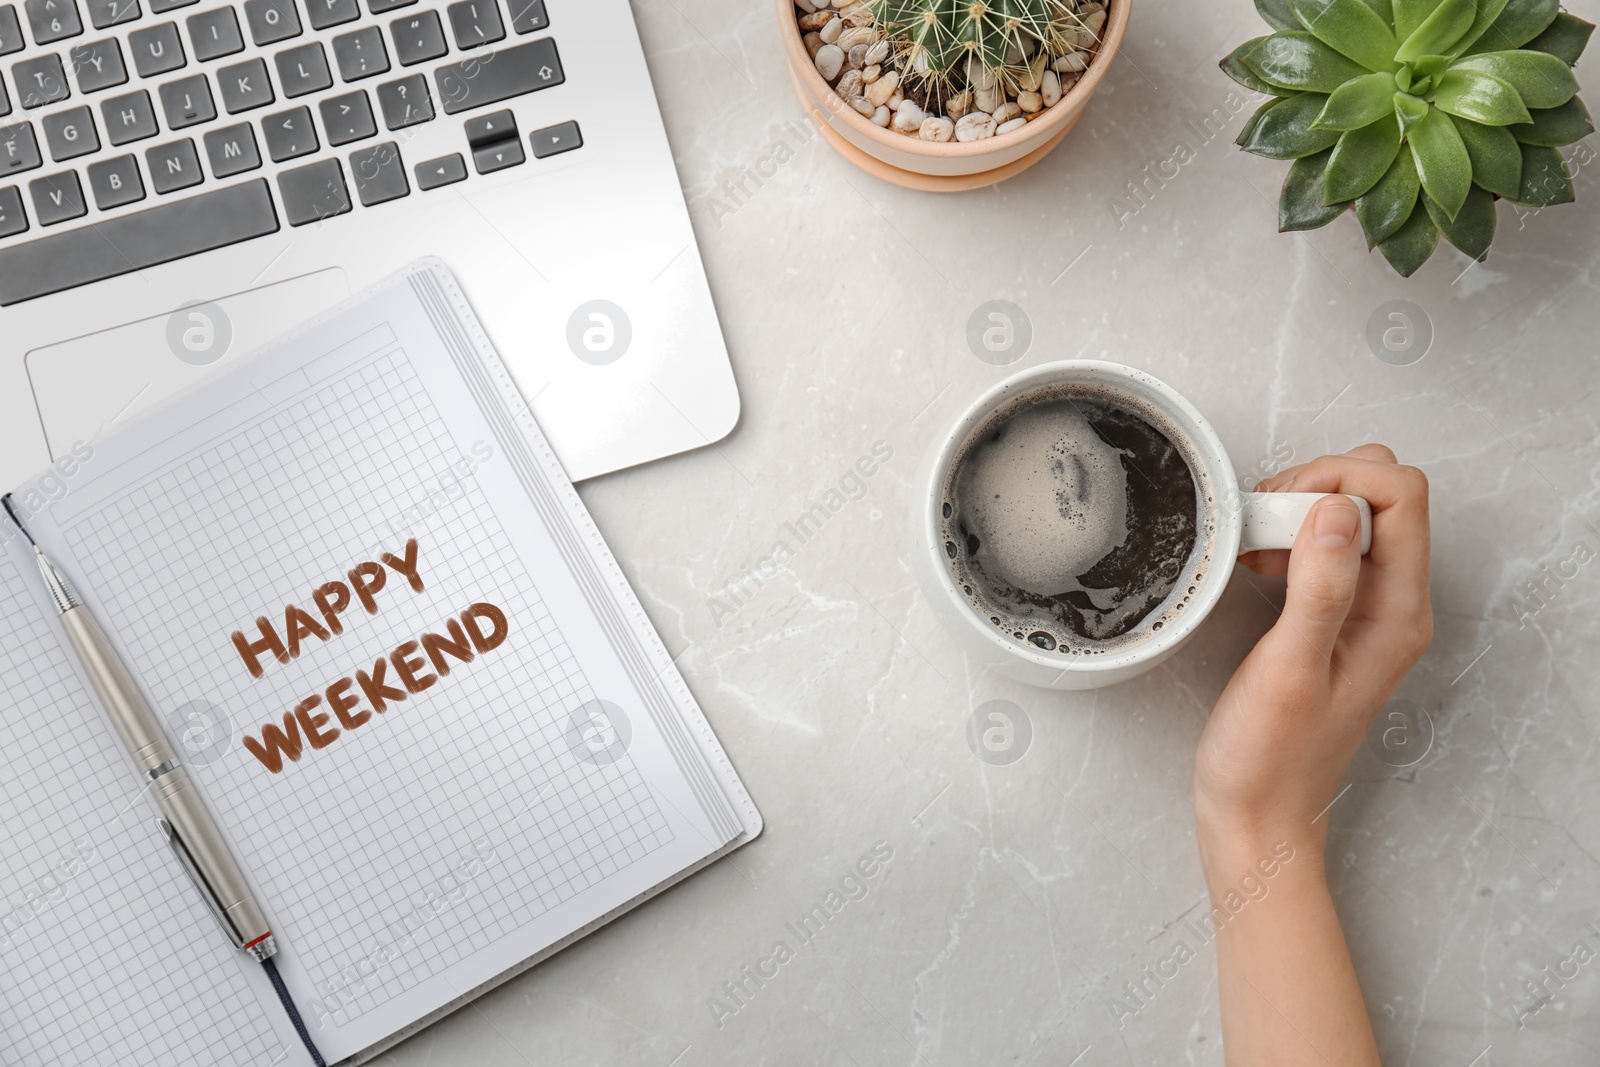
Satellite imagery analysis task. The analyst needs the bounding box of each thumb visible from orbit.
[1273,495,1363,666]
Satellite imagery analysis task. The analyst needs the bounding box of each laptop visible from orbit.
[0,0,739,492]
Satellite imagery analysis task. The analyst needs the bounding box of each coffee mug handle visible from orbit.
[1239,493,1373,556]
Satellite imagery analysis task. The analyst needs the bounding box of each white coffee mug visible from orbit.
[911,360,1372,690]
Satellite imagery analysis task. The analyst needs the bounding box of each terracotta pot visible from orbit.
[777,0,1132,192]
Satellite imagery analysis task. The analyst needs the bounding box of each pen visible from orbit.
[28,540,279,959]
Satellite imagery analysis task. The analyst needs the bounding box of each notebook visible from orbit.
[0,259,761,1067]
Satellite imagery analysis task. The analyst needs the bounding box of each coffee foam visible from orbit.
[940,381,1216,657]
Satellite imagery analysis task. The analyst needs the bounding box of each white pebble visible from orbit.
[835,68,863,100]
[866,69,898,107]
[862,63,881,82]
[887,87,903,108]
[992,101,1022,124]
[865,40,889,65]
[947,89,973,121]
[967,56,997,91]
[955,112,996,141]
[1041,69,1062,107]
[814,43,844,81]
[819,16,842,43]
[920,116,955,141]
[997,116,1028,134]
[1054,51,1087,73]
[793,0,817,12]
[892,101,925,131]
[871,104,891,127]
[848,43,867,68]
[850,95,875,117]
[1017,90,1042,113]
[975,85,1002,113]
[837,25,877,50]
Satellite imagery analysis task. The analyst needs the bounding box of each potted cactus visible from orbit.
[1222,0,1595,275]
[778,0,1131,190]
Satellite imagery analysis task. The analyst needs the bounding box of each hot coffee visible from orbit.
[940,384,1214,655]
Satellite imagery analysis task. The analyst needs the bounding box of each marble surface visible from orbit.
[382,0,1600,1064]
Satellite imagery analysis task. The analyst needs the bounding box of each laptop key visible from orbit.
[277,155,348,225]
[331,25,385,80]
[0,120,41,173]
[0,184,25,236]
[159,71,213,126]
[144,134,199,190]
[462,106,511,146]
[101,87,156,142]
[318,88,372,144]
[368,0,410,11]
[129,21,183,75]
[216,56,271,111]
[261,103,314,160]
[202,119,257,175]
[507,0,543,34]
[304,0,355,30]
[186,7,242,60]
[41,104,97,159]
[274,40,330,96]
[147,0,194,11]
[68,37,127,92]
[471,135,519,173]
[86,151,141,207]
[435,37,561,114]
[28,169,85,224]
[14,55,70,108]
[375,72,428,129]
[0,79,8,116]
[242,0,297,44]
[413,151,462,190]
[350,140,404,204]
[445,0,500,49]
[25,0,82,43]
[0,177,278,304]
[0,6,22,54]
[529,119,578,158]
[389,9,441,65]
[86,0,136,28]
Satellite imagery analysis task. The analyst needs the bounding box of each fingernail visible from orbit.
[1314,499,1359,547]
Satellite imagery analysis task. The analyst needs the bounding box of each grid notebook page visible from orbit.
[25,263,749,1062]
[0,538,293,1067]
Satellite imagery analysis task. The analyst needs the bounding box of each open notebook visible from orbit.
[0,260,760,1066]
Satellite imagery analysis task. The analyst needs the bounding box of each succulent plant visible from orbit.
[1222,0,1595,275]
[873,0,1101,99]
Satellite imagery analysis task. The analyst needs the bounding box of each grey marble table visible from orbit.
[383,0,1600,1063]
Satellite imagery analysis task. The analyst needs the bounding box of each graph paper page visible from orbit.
[21,261,754,1063]
[0,533,307,1067]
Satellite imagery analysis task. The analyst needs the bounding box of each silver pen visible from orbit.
[10,507,277,961]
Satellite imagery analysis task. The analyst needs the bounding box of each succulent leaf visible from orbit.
[1452,0,1513,55]
[1396,0,1475,62]
[1222,37,1291,95]
[1452,50,1578,108]
[1326,112,1403,200]
[1377,202,1441,274]
[1423,185,1496,258]
[1237,97,1287,147]
[1432,68,1532,124]
[1245,31,1374,91]
[1511,97,1595,146]
[1257,0,1302,32]
[1523,12,1595,65]
[1290,0,1399,71]
[1515,142,1575,203]
[1392,0,1443,42]
[1280,149,1351,229]
[1314,71,1399,128]
[1394,90,1432,130]
[1451,114,1526,195]
[1408,104,1472,216]
[1241,92,1342,157]
[1362,0,1395,29]
[1357,148,1422,243]
[1460,0,1559,55]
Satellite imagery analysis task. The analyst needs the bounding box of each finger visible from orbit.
[1271,495,1364,667]
[1254,444,1397,494]
[1254,463,1307,494]
[1344,442,1397,464]
[1277,456,1430,584]
[1239,548,1291,576]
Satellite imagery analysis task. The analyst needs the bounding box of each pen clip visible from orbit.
[160,817,246,952]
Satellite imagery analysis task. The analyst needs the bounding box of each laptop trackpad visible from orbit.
[27,269,350,457]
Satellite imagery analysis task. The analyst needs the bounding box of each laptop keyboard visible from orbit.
[0,0,579,304]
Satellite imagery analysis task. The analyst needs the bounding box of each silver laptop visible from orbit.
[0,0,738,491]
